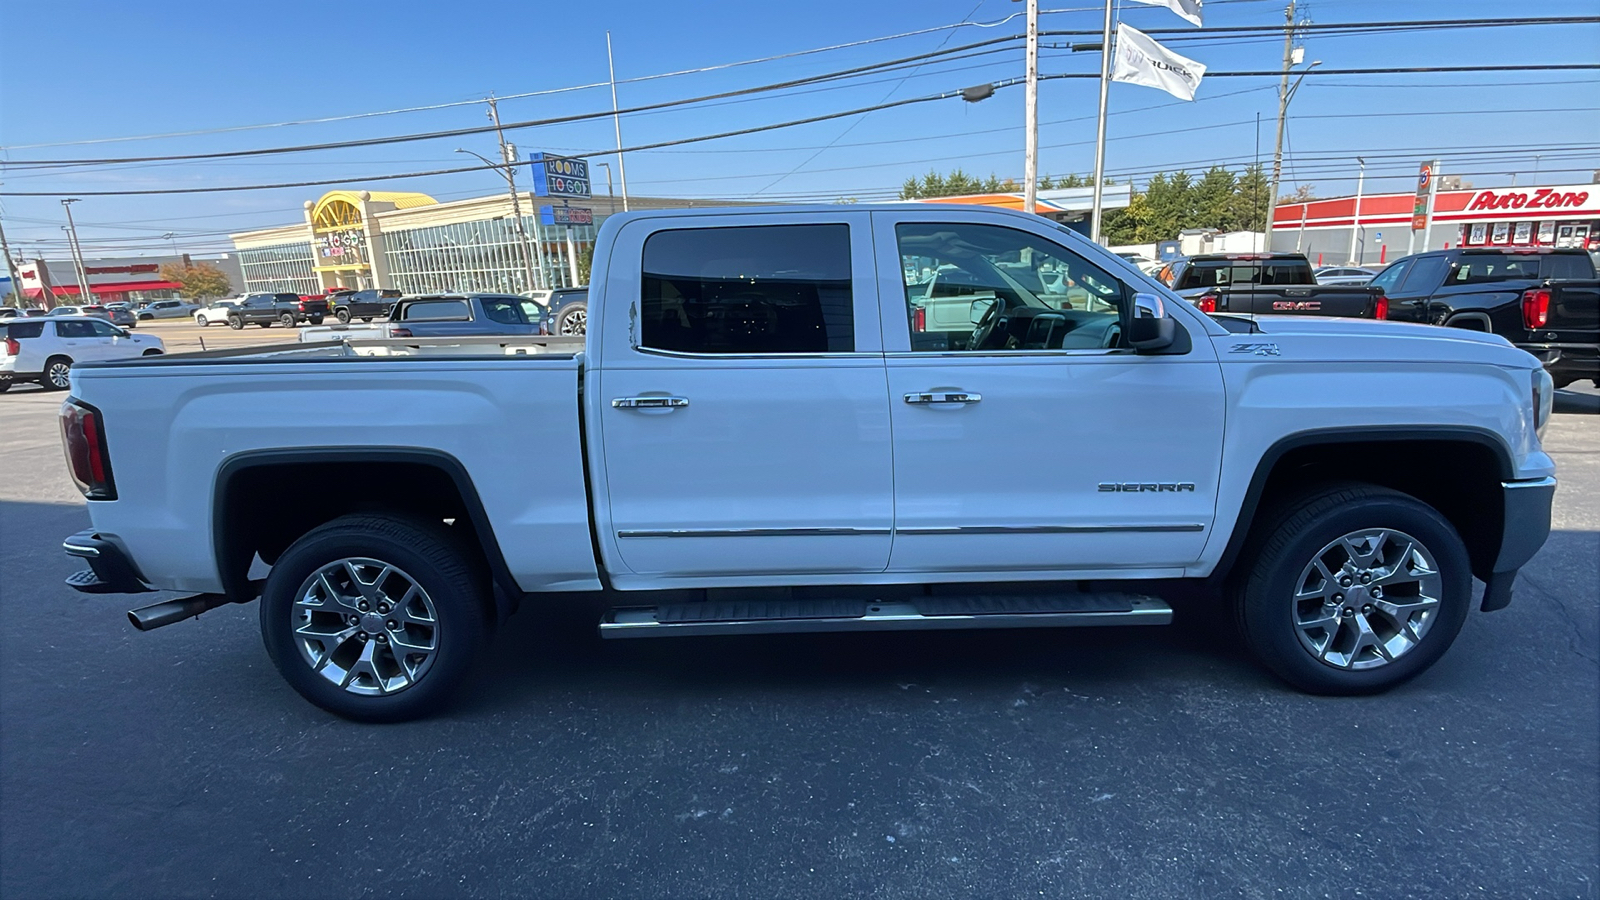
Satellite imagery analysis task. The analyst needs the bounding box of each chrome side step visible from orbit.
[599,592,1171,639]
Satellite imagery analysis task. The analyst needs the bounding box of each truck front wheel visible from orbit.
[335,309,352,324]
[260,515,491,722]
[1231,484,1471,695]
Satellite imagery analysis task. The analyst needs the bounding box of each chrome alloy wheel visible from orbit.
[1293,529,1442,670]
[46,360,71,389]
[291,558,439,696]
[558,307,586,335]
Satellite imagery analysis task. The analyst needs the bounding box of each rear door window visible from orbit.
[56,320,95,338]
[1397,255,1450,294]
[640,223,854,354]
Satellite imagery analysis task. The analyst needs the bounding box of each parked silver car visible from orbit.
[136,299,201,320]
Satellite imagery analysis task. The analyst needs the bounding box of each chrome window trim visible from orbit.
[1503,476,1557,489]
[885,348,1134,360]
[631,346,880,361]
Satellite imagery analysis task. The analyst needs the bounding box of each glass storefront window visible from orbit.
[238,241,319,295]
[382,216,595,295]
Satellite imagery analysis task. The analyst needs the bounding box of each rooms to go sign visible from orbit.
[530,153,592,199]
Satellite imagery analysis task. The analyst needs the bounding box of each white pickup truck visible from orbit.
[57,205,1557,722]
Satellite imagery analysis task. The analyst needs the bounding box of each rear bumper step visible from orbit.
[599,592,1171,638]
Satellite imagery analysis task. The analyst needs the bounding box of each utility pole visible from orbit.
[1265,0,1297,254]
[607,32,631,211]
[0,215,26,306]
[1089,0,1115,242]
[60,199,92,304]
[594,161,618,218]
[1023,0,1040,214]
[484,97,546,292]
[1350,156,1365,264]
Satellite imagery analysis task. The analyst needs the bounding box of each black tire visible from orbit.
[257,322,272,328]
[1231,484,1471,695]
[308,316,324,325]
[141,348,163,356]
[260,515,492,722]
[138,314,153,321]
[42,356,72,391]
[361,317,373,324]
[335,308,352,324]
[279,313,295,328]
[0,382,11,394]
[228,316,244,330]
[555,302,587,336]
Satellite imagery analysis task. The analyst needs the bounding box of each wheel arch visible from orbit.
[213,448,521,622]
[1212,426,1513,588]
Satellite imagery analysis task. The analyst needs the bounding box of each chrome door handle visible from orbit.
[612,396,690,409]
[903,391,981,404]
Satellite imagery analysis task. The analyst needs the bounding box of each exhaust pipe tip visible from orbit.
[127,594,231,632]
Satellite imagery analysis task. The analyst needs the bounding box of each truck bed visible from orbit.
[70,336,599,594]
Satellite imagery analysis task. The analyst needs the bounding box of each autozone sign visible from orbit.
[1467,188,1593,212]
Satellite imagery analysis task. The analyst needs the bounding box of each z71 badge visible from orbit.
[1229,342,1281,357]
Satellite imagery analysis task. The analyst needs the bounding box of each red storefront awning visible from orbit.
[28,281,182,297]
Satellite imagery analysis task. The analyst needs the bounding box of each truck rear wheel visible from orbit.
[260,514,491,722]
[1231,484,1471,695]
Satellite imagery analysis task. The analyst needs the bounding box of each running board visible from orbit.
[599,593,1171,639]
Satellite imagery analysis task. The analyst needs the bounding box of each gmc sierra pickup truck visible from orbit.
[58,205,1557,722]
[1370,247,1599,388]
[1158,253,1388,319]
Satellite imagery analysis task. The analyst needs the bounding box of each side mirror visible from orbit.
[1127,292,1176,352]
[969,297,997,324]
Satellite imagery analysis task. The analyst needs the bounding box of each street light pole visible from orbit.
[1350,156,1366,264]
[607,32,631,212]
[60,199,93,303]
[1089,0,1115,242]
[0,214,26,306]
[594,161,618,218]
[1022,0,1039,214]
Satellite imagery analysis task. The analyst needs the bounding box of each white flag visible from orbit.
[1113,23,1207,101]
[1125,0,1202,27]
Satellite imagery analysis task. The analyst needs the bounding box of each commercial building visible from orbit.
[16,253,245,306]
[1271,181,1600,266]
[229,188,743,296]
[913,184,1134,232]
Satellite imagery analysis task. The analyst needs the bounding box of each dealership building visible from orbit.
[1270,181,1600,265]
[228,185,749,297]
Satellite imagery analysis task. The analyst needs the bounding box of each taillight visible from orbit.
[298,301,308,312]
[1522,288,1550,329]
[60,400,115,500]
[1374,293,1389,320]
[912,306,926,332]
[390,327,413,338]
[1197,294,1217,313]
[3,336,18,356]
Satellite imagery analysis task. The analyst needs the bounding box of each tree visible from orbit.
[1192,167,1237,231]
[1228,165,1271,232]
[158,262,231,300]
[576,244,594,285]
[1278,184,1317,205]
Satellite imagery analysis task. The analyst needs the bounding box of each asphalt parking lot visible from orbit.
[0,382,1595,898]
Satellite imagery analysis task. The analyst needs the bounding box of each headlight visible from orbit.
[1533,367,1554,439]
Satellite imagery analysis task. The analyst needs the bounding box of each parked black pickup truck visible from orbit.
[1157,253,1388,319]
[1372,247,1599,388]
[329,288,401,324]
[225,292,329,329]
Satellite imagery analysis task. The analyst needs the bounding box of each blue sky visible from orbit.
[1,0,1597,259]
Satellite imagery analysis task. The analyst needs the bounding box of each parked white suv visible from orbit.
[0,316,164,392]
[194,299,242,326]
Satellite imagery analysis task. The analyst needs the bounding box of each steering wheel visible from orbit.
[968,300,1003,351]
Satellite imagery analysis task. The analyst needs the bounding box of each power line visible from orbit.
[1,36,1023,169]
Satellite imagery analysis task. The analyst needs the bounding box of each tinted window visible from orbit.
[1451,253,1543,284]
[400,299,471,322]
[1367,260,1411,294]
[87,319,122,337]
[481,298,523,325]
[56,320,95,338]
[640,224,853,354]
[274,294,300,303]
[6,321,43,339]
[1543,253,1595,280]
[1178,258,1313,289]
[1398,256,1450,293]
